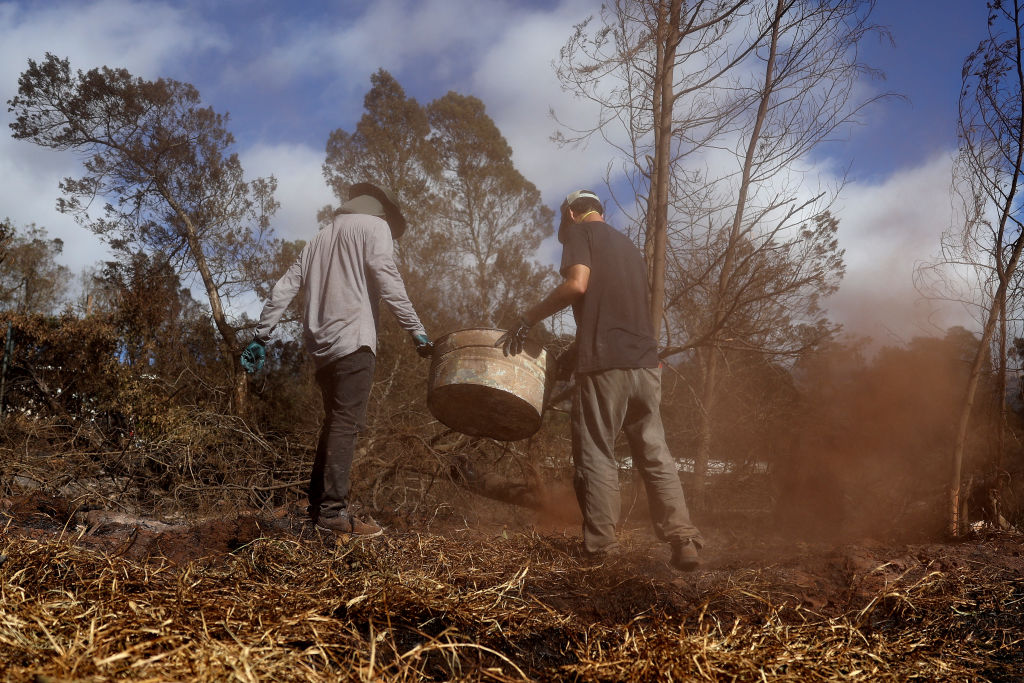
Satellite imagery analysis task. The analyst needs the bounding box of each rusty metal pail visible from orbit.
[427,328,553,441]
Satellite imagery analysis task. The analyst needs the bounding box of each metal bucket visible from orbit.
[427,328,553,441]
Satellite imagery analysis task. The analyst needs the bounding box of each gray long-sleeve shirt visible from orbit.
[254,212,426,368]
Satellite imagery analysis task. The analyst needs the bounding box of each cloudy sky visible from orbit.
[0,0,992,344]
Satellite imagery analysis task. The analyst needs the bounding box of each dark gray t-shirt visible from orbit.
[560,220,659,373]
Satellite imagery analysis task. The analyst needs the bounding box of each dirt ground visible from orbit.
[2,491,1023,681]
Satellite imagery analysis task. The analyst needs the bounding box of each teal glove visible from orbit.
[240,339,266,373]
[412,333,434,359]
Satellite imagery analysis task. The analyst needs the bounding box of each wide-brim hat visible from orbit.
[342,182,407,238]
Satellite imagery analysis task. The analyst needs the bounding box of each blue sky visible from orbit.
[0,0,995,343]
[819,1,990,181]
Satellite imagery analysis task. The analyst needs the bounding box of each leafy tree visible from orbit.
[322,73,556,332]
[0,220,12,267]
[323,69,438,214]
[427,92,556,327]
[321,70,452,329]
[8,53,281,412]
[0,220,71,314]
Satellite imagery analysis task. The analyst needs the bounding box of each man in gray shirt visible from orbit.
[242,182,432,536]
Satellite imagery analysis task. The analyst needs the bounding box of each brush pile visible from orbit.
[1,498,1022,682]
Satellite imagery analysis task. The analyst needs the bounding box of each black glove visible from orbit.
[496,318,531,356]
[240,338,266,374]
[412,332,434,359]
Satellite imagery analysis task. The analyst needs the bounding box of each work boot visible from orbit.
[670,539,700,572]
[315,513,383,537]
[581,542,621,565]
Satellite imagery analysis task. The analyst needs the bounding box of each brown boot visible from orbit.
[670,539,700,572]
[315,513,383,537]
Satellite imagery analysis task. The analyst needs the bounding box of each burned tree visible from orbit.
[556,0,884,510]
[918,0,1024,535]
[8,54,280,412]
[0,221,71,315]
[427,92,555,328]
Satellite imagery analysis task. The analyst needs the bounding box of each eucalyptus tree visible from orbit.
[427,92,555,327]
[323,69,438,214]
[8,53,282,412]
[323,74,555,332]
[321,70,452,330]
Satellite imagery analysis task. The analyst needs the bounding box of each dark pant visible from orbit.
[572,367,702,554]
[309,347,375,521]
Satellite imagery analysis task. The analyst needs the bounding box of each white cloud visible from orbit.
[0,0,226,277]
[220,0,513,114]
[239,142,335,242]
[0,1,225,83]
[470,0,611,204]
[824,152,974,344]
[0,0,978,348]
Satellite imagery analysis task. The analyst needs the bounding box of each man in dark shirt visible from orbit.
[497,189,703,571]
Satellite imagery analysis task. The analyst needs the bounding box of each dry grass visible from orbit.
[1,520,1022,682]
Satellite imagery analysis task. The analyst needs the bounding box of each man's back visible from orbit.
[560,220,659,373]
[255,212,423,368]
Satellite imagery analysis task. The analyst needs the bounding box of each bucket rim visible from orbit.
[433,327,549,358]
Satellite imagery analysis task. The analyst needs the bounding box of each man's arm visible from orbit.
[522,264,590,326]
[495,264,589,357]
[254,257,304,343]
[366,224,426,336]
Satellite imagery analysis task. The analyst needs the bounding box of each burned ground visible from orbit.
[1,491,1022,682]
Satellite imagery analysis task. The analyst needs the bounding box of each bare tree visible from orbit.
[555,0,756,334]
[556,0,885,509]
[919,0,1024,535]
[8,54,280,412]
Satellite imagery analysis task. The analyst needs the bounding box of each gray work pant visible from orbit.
[310,347,375,521]
[572,367,702,554]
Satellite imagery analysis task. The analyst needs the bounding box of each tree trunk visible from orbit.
[646,0,682,342]
[950,1,1024,537]
[164,193,248,414]
[689,0,782,509]
[950,252,1023,535]
[692,347,720,513]
[997,289,1007,477]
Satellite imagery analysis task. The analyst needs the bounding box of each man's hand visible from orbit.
[496,318,531,356]
[412,333,434,359]
[240,339,266,374]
